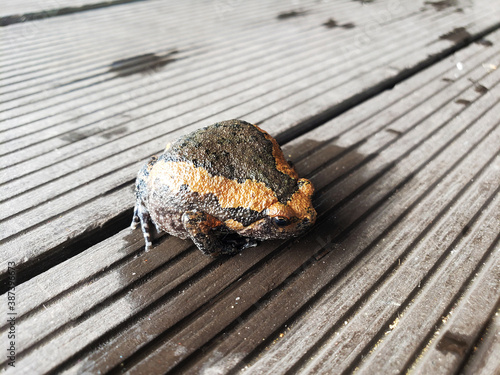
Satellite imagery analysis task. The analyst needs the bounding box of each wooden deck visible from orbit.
[1,1,499,374]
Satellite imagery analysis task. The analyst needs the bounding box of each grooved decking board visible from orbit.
[185,73,500,374]
[411,251,500,374]
[1,0,500,294]
[0,0,142,19]
[1,10,499,372]
[463,308,500,375]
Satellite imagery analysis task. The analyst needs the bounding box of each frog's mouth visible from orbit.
[236,212,315,241]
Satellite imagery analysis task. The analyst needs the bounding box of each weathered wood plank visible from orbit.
[0,2,427,163]
[0,20,403,197]
[0,235,200,354]
[194,40,500,373]
[411,242,500,374]
[354,194,499,374]
[0,0,365,81]
[0,4,482,145]
[0,34,492,282]
[0,3,296,116]
[3,33,494,374]
[65,242,315,375]
[175,90,500,375]
[462,308,500,375]
[1,3,429,188]
[262,20,500,139]
[1,1,500,374]
[0,0,146,22]
[1,1,498,288]
[2,241,282,373]
[239,159,499,373]
[0,225,145,317]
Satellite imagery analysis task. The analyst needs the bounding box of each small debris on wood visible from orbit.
[436,331,469,356]
[109,50,179,77]
[473,84,488,94]
[425,0,458,11]
[455,99,472,106]
[277,10,308,20]
[323,18,338,28]
[323,19,355,29]
[475,39,494,47]
[439,27,472,44]
[468,79,489,94]
[341,22,356,29]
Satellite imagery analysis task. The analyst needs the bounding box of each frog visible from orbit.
[131,119,316,256]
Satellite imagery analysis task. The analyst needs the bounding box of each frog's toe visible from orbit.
[182,211,259,256]
[132,200,154,251]
[220,233,258,252]
[131,206,140,229]
[244,238,259,249]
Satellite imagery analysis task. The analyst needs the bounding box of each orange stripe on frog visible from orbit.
[149,160,278,213]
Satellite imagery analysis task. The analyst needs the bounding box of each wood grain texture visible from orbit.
[2,0,499,287]
[411,242,500,374]
[0,0,145,20]
[1,1,500,374]
[462,307,500,375]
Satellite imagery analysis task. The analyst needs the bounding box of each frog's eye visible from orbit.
[272,216,290,227]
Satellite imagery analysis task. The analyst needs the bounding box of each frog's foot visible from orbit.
[132,201,153,251]
[182,211,256,256]
[219,233,258,254]
[131,205,140,229]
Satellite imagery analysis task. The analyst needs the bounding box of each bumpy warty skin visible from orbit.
[132,119,316,254]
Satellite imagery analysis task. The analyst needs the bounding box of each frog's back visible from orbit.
[161,119,298,203]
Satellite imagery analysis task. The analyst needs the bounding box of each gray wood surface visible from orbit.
[1,1,499,374]
[2,0,499,287]
[0,0,148,25]
[462,308,500,375]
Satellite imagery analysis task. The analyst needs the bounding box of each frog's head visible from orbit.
[238,178,316,240]
[267,177,317,236]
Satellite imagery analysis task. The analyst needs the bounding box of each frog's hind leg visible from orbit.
[182,211,257,256]
[131,155,159,251]
[131,200,153,251]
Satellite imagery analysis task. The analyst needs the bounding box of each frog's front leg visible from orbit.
[131,200,153,251]
[182,211,257,256]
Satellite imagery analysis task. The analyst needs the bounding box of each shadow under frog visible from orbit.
[284,138,371,244]
[107,138,374,365]
[123,138,372,260]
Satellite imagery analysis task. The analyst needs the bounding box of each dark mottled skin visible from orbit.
[131,120,316,255]
[164,120,297,202]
